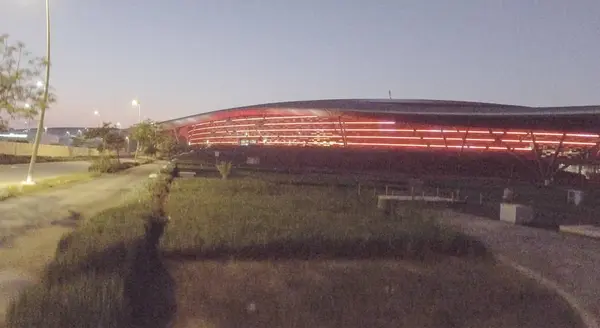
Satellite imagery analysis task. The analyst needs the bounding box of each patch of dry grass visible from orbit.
[168,258,581,328]
[0,173,100,201]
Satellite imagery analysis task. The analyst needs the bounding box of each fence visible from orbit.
[0,141,101,158]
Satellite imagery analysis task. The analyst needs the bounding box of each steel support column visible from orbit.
[529,131,547,181]
[488,128,539,178]
[338,116,348,147]
[545,132,566,181]
[459,127,470,154]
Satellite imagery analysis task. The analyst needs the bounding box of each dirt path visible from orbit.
[0,164,160,247]
[0,164,161,322]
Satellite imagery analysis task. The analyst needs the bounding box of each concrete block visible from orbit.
[500,203,534,225]
[179,171,196,178]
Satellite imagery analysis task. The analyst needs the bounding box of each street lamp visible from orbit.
[131,99,141,123]
[24,0,51,185]
[131,99,142,160]
[93,110,100,126]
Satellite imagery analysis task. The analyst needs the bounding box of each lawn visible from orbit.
[170,258,579,328]
[161,178,487,259]
[3,171,583,328]
[161,177,582,328]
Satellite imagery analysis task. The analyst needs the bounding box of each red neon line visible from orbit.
[193,123,256,130]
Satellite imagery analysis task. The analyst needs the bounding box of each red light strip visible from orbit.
[231,115,318,122]
[262,121,394,126]
[191,137,535,151]
[503,139,596,146]
[346,142,532,151]
[190,133,596,146]
[189,126,600,140]
[190,135,534,150]
[193,123,256,131]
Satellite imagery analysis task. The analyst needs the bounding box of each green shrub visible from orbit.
[216,161,232,179]
[88,156,117,173]
[88,157,138,173]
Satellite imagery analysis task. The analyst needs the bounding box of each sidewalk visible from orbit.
[441,211,600,328]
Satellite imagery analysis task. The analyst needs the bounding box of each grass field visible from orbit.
[173,161,600,226]
[161,177,581,328]
[170,259,579,328]
[3,170,583,328]
[161,178,487,259]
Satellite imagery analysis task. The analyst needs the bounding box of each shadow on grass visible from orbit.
[125,218,177,328]
[168,256,581,328]
[40,218,177,328]
[162,235,489,262]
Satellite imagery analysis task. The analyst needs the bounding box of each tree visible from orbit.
[0,34,55,128]
[130,119,187,159]
[130,119,159,158]
[84,122,126,161]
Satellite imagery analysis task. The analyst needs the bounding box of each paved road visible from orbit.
[0,161,91,187]
[441,211,600,328]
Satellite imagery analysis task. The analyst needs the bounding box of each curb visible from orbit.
[559,225,600,240]
[497,255,599,328]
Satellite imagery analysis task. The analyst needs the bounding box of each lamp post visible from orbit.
[93,110,100,126]
[24,0,51,185]
[131,99,141,159]
[24,103,31,131]
[131,99,141,123]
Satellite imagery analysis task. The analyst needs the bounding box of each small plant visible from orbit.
[216,161,233,179]
[88,156,117,173]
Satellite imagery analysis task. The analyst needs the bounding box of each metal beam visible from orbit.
[338,116,348,147]
[529,131,547,181]
[545,133,566,180]
[459,126,470,155]
[488,128,539,178]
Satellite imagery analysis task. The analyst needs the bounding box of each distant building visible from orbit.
[3,126,128,146]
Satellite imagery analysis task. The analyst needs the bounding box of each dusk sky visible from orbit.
[2,0,600,128]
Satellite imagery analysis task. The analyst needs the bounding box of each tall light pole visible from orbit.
[93,109,100,126]
[24,103,31,131]
[131,99,141,159]
[24,0,51,185]
[131,99,141,123]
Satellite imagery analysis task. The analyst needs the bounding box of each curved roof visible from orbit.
[159,99,600,132]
